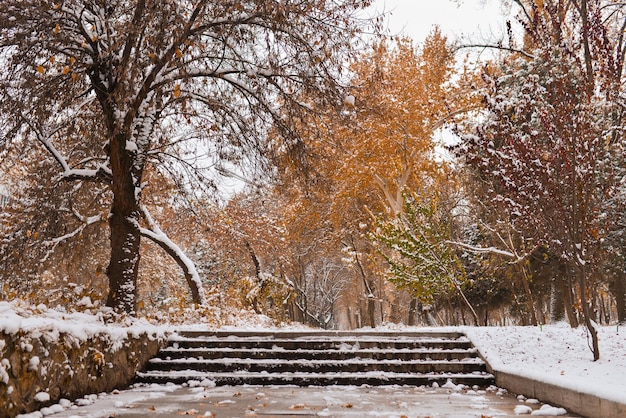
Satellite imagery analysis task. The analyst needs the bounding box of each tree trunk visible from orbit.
[452,281,479,326]
[550,280,566,323]
[367,295,376,328]
[577,266,600,361]
[348,236,377,328]
[562,276,579,328]
[106,133,142,315]
[408,298,418,326]
[519,264,538,326]
[611,271,626,324]
[245,240,263,314]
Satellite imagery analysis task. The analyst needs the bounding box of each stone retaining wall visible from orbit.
[0,329,165,418]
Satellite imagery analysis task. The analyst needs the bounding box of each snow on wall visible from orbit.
[0,301,168,418]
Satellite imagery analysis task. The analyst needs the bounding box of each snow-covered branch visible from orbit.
[445,241,520,260]
[21,114,111,182]
[139,204,206,305]
[41,214,103,264]
[455,43,536,60]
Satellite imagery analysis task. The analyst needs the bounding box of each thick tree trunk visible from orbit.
[106,132,143,314]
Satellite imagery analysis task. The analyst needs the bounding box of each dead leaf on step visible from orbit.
[148,406,156,411]
[342,403,354,408]
[179,409,198,415]
[289,403,306,409]
[233,392,242,397]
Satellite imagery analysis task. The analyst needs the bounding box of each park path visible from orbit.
[47,383,580,417]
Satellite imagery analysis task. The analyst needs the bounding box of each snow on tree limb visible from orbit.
[445,240,521,260]
[139,204,205,305]
[20,114,112,182]
[41,214,103,264]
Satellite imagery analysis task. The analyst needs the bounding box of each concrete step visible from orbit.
[136,370,495,387]
[176,330,467,339]
[156,347,479,361]
[145,358,486,374]
[168,337,473,350]
[136,330,495,387]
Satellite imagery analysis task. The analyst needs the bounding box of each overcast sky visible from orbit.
[369,0,510,45]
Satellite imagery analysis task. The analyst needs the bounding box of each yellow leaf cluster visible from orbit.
[276,31,482,257]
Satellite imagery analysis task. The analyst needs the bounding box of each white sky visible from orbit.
[369,0,511,45]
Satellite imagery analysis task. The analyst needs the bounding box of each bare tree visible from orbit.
[0,0,373,314]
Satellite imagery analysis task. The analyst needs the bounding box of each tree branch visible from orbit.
[41,213,102,264]
[455,43,536,60]
[139,204,205,305]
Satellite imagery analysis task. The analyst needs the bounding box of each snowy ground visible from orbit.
[464,323,626,405]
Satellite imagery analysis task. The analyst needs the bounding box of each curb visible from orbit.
[491,370,626,418]
[466,331,626,418]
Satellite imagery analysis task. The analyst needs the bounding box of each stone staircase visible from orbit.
[136,330,494,387]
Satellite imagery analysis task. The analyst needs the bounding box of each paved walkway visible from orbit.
[49,383,580,418]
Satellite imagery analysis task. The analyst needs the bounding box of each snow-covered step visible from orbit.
[167,337,473,350]
[157,347,479,361]
[146,357,486,374]
[177,330,467,339]
[136,370,494,387]
[136,330,494,387]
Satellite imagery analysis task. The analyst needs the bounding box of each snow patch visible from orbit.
[34,392,50,402]
[514,404,533,414]
[28,356,40,371]
[530,404,567,416]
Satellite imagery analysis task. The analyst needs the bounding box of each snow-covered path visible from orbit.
[30,383,580,418]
